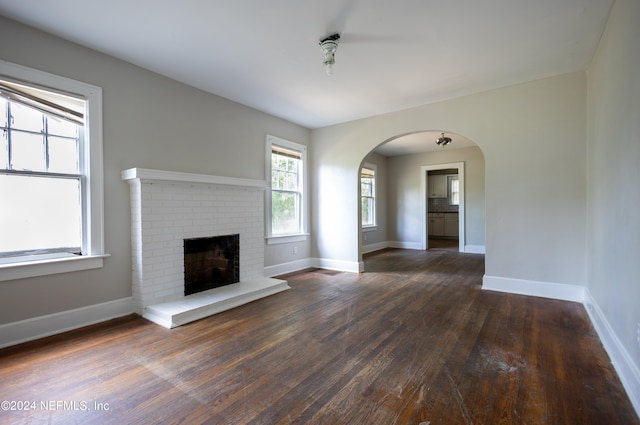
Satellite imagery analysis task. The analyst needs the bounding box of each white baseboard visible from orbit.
[266,257,363,275]
[264,258,313,277]
[363,241,420,254]
[465,245,486,254]
[268,239,474,277]
[584,289,640,416]
[362,241,388,254]
[363,241,485,254]
[482,275,586,303]
[388,241,423,250]
[0,297,134,349]
[311,257,363,273]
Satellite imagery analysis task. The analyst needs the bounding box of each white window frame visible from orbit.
[265,135,308,244]
[360,163,377,229]
[0,60,107,281]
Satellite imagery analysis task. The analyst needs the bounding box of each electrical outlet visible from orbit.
[636,323,640,348]
[293,246,298,255]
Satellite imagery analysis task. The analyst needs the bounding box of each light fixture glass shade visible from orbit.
[319,35,339,76]
[436,132,452,146]
[324,62,334,76]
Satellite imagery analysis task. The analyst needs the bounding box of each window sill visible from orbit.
[266,234,309,245]
[362,226,378,232]
[0,253,110,282]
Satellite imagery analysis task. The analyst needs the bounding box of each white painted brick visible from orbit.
[127,177,266,310]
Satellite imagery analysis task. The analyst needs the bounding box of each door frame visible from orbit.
[421,162,465,251]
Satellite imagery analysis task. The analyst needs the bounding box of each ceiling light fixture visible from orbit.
[436,132,452,147]
[319,33,340,76]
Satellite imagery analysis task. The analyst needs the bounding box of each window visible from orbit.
[1,81,84,257]
[448,175,460,205]
[0,60,105,280]
[361,164,376,228]
[266,135,307,243]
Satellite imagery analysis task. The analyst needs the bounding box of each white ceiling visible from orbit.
[0,0,612,155]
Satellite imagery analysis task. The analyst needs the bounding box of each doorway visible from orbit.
[421,162,465,252]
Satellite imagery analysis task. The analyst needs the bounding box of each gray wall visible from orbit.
[0,16,310,324]
[387,146,485,249]
[587,0,640,391]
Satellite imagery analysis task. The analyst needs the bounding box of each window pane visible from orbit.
[361,178,373,197]
[272,153,300,191]
[287,157,297,172]
[1,128,7,169]
[47,116,78,138]
[48,136,79,174]
[273,171,284,189]
[10,102,43,132]
[449,177,460,205]
[272,191,300,235]
[0,97,7,127]
[0,174,81,254]
[283,171,298,190]
[362,197,374,226]
[10,131,46,172]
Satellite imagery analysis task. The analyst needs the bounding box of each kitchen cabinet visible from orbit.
[428,175,447,198]
[429,212,458,237]
[444,213,459,237]
[428,213,445,236]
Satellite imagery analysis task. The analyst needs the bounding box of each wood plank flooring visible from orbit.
[0,248,637,424]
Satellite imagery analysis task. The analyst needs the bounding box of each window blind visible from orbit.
[272,144,301,159]
[361,167,375,178]
[0,79,84,125]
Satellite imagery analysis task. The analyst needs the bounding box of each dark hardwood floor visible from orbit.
[427,238,459,252]
[0,248,637,424]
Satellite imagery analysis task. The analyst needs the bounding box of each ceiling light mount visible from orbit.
[319,33,340,75]
[436,132,452,147]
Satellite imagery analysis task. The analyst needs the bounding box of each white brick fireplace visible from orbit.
[122,168,289,328]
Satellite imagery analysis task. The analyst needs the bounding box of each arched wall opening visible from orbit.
[311,72,586,288]
[357,130,486,269]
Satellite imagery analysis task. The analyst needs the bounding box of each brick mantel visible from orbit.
[121,167,267,189]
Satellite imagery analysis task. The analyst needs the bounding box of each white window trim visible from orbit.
[0,60,107,281]
[265,135,308,244]
[361,162,377,229]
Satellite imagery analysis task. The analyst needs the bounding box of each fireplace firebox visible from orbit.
[184,234,240,296]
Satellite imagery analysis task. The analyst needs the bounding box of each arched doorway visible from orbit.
[358,130,485,265]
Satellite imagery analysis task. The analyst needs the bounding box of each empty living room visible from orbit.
[1,0,639,423]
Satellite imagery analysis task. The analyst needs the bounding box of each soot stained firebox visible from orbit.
[183,234,239,296]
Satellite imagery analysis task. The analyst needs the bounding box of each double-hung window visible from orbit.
[1,80,84,257]
[266,135,307,243]
[361,164,376,228]
[0,60,105,280]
